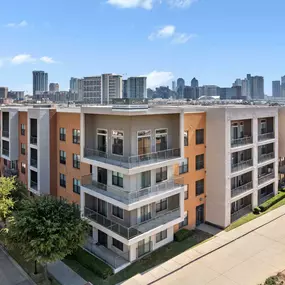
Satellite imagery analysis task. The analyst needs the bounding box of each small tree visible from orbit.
[10,179,29,209]
[6,196,88,274]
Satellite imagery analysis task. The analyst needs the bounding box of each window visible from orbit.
[156,167,167,183]
[21,162,26,174]
[196,129,204,145]
[97,129,107,153]
[60,128,66,141]
[138,130,151,155]
[112,206,124,219]
[3,159,7,166]
[196,154,204,170]
[60,150,66,164]
[112,172,123,187]
[196,179,204,196]
[73,154,80,169]
[112,130,123,155]
[156,198,167,213]
[156,230,167,243]
[156,129,167,151]
[73,178,80,194]
[185,185,189,200]
[73,129,80,144]
[179,212,188,229]
[179,158,189,174]
[141,171,151,188]
[60,173,66,188]
[112,238,123,251]
[11,161,17,169]
[21,143,26,155]
[21,124,25,136]
[184,131,189,146]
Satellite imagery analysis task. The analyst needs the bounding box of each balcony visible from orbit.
[259,192,274,205]
[258,132,274,142]
[2,130,9,138]
[84,148,181,169]
[2,166,18,177]
[84,207,181,240]
[30,136,38,145]
[231,204,252,222]
[30,158,37,168]
[258,172,275,185]
[231,137,252,148]
[30,180,38,191]
[258,152,275,164]
[2,148,9,156]
[231,181,253,198]
[81,176,184,205]
[231,159,253,173]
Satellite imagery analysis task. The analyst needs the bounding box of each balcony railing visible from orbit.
[137,241,153,258]
[258,152,275,163]
[231,181,253,198]
[231,204,252,222]
[231,159,253,173]
[2,130,9,138]
[82,176,184,204]
[2,166,18,177]
[259,192,274,205]
[258,132,274,142]
[30,136,38,145]
[30,158,37,168]
[2,148,9,156]
[84,148,181,169]
[30,180,38,190]
[231,136,252,148]
[84,207,181,240]
[258,172,275,185]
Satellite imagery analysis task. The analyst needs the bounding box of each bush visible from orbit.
[259,192,285,212]
[174,229,190,242]
[279,187,285,193]
[253,207,261,215]
[69,247,113,279]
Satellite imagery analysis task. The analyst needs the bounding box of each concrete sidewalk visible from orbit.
[122,205,285,285]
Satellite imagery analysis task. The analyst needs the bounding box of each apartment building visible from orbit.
[206,106,279,228]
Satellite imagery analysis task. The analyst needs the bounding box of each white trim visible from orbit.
[97,128,108,153]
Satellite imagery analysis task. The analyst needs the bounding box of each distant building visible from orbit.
[191,77,199,88]
[125,77,147,99]
[0,87,8,99]
[272,81,281,97]
[184,86,199,100]
[177,78,185,99]
[199,85,220,97]
[251,76,264,99]
[172,81,176,91]
[69,77,83,101]
[49,83,59,92]
[7,91,24,100]
[33,71,48,95]
[154,86,172,99]
[147,88,154,99]
[220,86,242,100]
[123,80,128,98]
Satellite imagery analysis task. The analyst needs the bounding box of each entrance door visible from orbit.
[196,204,204,226]
[98,230,108,247]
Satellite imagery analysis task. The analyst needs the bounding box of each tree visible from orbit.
[6,196,88,274]
[10,180,29,209]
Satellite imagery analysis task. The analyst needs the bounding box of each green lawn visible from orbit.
[226,195,285,232]
[63,230,212,285]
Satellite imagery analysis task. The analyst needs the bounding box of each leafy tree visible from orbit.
[10,179,29,209]
[6,196,88,274]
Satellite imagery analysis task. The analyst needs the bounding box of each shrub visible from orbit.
[259,192,285,212]
[253,207,261,215]
[70,247,113,279]
[279,187,285,193]
[174,229,190,242]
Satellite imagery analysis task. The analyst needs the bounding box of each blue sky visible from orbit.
[0,0,285,95]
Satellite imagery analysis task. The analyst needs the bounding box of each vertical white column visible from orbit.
[274,114,279,195]
[179,111,184,158]
[225,116,231,227]
[252,117,258,208]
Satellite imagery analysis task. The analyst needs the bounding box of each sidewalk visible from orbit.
[122,205,285,285]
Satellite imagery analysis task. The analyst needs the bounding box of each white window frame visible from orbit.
[111,130,124,156]
[155,128,168,152]
[97,128,108,153]
[137,130,151,155]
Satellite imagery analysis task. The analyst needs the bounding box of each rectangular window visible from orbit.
[156,230,167,243]
[73,178,80,194]
[179,212,188,229]
[97,129,107,153]
[138,130,151,155]
[196,154,204,170]
[21,124,25,136]
[73,154,80,169]
[112,206,124,219]
[21,162,26,174]
[60,173,66,188]
[112,171,123,188]
[184,185,189,200]
[156,167,167,183]
[184,131,189,146]
[60,128,66,141]
[112,130,123,155]
[60,150,66,165]
[73,129,80,144]
[4,159,7,166]
[21,143,26,155]
[156,198,167,213]
[196,179,204,196]
[156,129,168,151]
[179,158,189,174]
[141,171,151,189]
[196,129,204,145]
[112,238,124,251]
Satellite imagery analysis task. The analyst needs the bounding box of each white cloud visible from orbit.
[148,25,176,40]
[167,0,197,8]
[107,0,153,9]
[141,70,174,89]
[40,56,56,64]
[5,20,28,28]
[11,54,36,65]
[172,33,196,44]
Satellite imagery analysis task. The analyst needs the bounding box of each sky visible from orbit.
[1,0,285,95]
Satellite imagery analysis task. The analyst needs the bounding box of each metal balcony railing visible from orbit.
[30,180,38,190]
[2,166,18,177]
[81,176,184,204]
[258,132,274,142]
[231,204,252,222]
[231,159,253,173]
[84,148,181,169]
[137,241,153,258]
[2,130,9,138]
[30,158,37,168]
[231,136,252,148]
[30,136,38,145]
[258,152,275,163]
[258,172,275,185]
[2,148,9,156]
[259,192,274,205]
[231,181,253,198]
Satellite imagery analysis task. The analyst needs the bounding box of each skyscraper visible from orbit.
[0,87,8,99]
[125,77,147,99]
[70,77,79,92]
[177,78,185,99]
[33,71,48,95]
[49,83,59,92]
[251,76,264,99]
[191,77,199,88]
[172,81,176,91]
[272,81,281,97]
[123,80,128,98]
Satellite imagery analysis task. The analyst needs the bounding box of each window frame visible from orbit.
[21,124,25,136]
[72,129,80,144]
[73,153,80,169]
[196,154,205,170]
[59,173,66,188]
[196,129,204,145]
[155,128,168,152]
[21,143,26,155]
[59,128,66,142]
[184,185,189,200]
[112,238,124,251]
[59,150,66,165]
[184,131,189,146]
[196,179,204,196]
[112,171,123,188]
[156,167,167,183]
[156,198,168,213]
[21,162,26,174]
[73,178,81,194]
[156,229,167,243]
[111,130,124,156]
[112,205,124,220]
[179,158,189,174]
